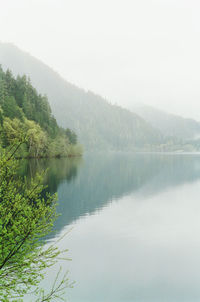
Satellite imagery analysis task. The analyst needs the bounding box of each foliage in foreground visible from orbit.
[0,146,72,301]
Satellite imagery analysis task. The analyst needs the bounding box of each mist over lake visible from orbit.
[22,153,200,302]
[2,1,200,300]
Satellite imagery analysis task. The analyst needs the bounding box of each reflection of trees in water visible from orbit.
[19,157,83,193]
[43,158,82,193]
[55,153,200,232]
[20,153,200,237]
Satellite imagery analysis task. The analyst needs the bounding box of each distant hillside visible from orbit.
[131,105,200,140]
[0,43,166,151]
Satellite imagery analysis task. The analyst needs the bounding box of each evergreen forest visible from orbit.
[1,43,200,152]
[0,66,82,158]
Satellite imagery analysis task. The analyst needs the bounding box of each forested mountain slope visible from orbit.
[0,66,81,157]
[132,105,200,140]
[0,43,164,151]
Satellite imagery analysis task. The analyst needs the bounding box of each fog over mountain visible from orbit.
[131,105,200,141]
[1,1,200,120]
[2,2,200,302]
[0,42,164,151]
[1,42,200,151]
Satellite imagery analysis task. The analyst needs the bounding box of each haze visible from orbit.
[0,0,200,120]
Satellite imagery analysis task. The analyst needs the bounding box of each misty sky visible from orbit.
[1,0,200,119]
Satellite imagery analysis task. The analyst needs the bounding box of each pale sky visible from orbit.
[1,0,200,119]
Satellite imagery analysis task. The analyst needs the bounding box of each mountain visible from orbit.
[0,66,82,158]
[0,43,164,151]
[131,105,200,140]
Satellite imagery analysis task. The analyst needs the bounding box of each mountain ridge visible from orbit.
[131,104,200,140]
[0,42,165,151]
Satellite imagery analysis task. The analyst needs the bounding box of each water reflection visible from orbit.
[21,153,200,233]
[22,153,200,302]
[19,157,82,191]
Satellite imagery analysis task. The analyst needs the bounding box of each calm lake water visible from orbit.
[24,153,200,302]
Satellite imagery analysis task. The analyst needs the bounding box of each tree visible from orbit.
[0,67,81,158]
[25,119,48,158]
[65,129,77,145]
[0,145,72,301]
[0,107,3,126]
[2,96,23,120]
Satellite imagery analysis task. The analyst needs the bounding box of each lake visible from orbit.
[24,153,200,302]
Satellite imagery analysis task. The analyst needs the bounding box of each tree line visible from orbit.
[0,66,82,158]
